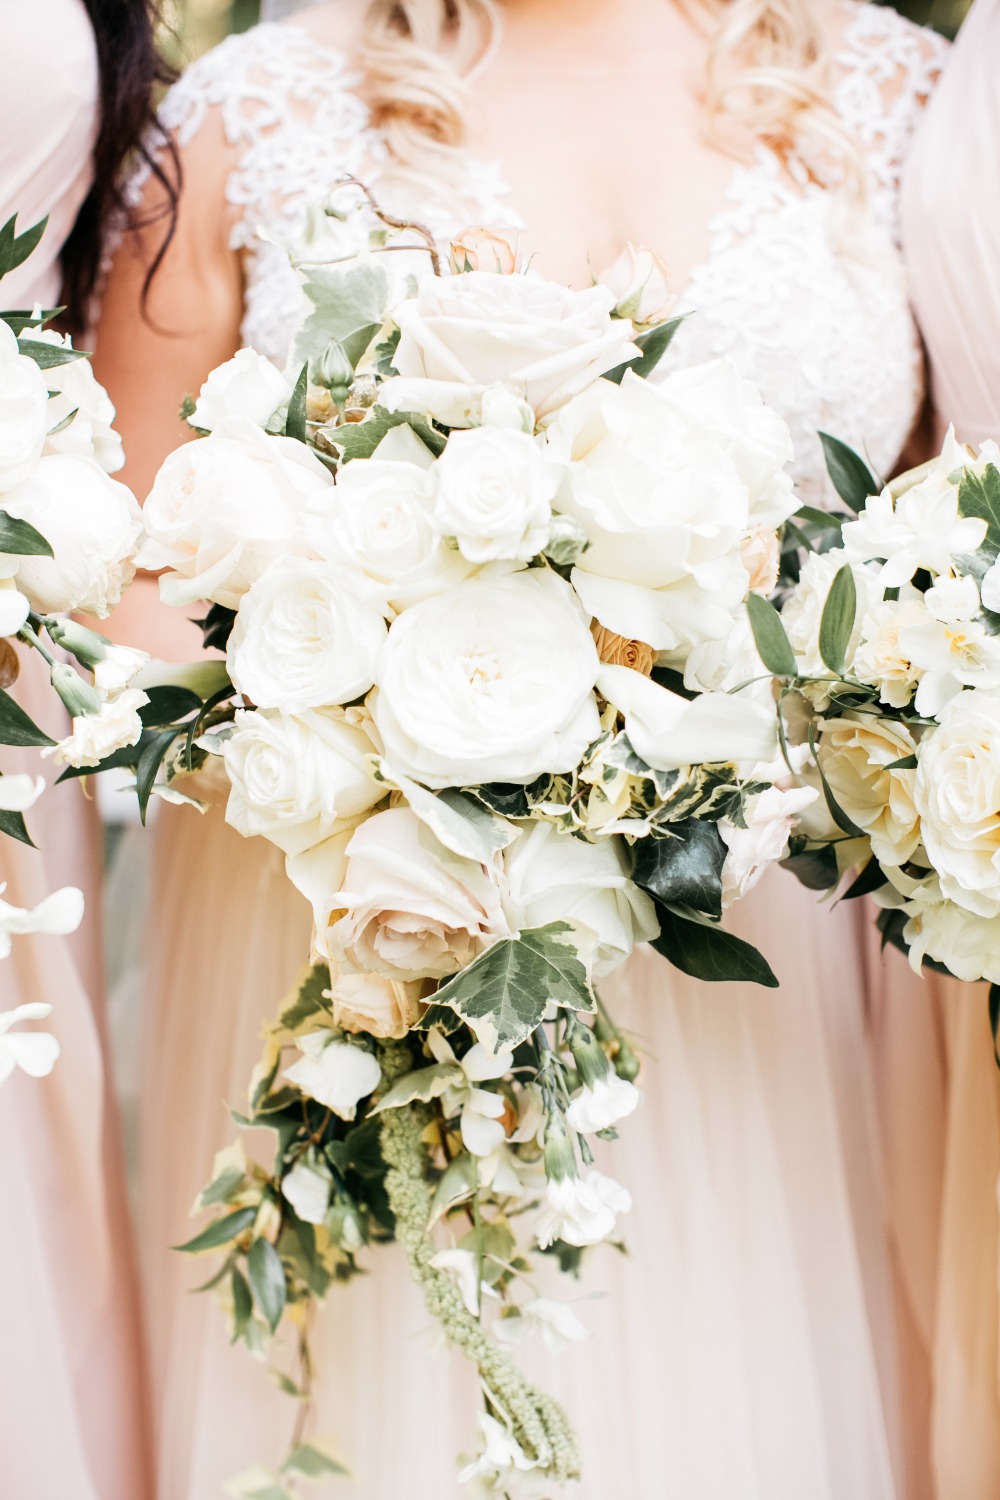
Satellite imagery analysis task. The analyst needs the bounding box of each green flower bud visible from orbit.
[50,661,101,718]
[566,1017,611,1088]
[44,616,110,670]
[314,339,354,402]
[542,1112,577,1184]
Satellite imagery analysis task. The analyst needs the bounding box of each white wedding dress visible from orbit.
[122,9,949,1498]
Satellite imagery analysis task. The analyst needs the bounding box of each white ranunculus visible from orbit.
[535,1168,631,1248]
[139,418,332,609]
[853,598,927,709]
[597,663,777,772]
[283,1031,381,1120]
[324,806,510,983]
[913,690,1000,918]
[44,688,148,769]
[327,965,425,1041]
[281,1151,334,1224]
[190,348,293,432]
[502,822,658,975]
[0,320,48,492]
[383,269,637,425]
[224,706,384,857]
[372,569,601,788]
[565,1072,641,1134]
[3,455,142,616]
[31,329,124,471]
[902,884,1000,985]
[596,242,672,326]
[780,548,881,706]
[719,784,820,906]
[0,774,44,812]
[227,557,387,713]
[899,615,1000,719]
[0,1003,60,1087]
[433,425,562,563]
[842,473,987,588]
[0,581,29,636]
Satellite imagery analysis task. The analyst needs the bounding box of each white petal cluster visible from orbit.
[283,1032,381,1120]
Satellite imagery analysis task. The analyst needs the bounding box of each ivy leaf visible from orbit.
[0,510,52,556]
[371,1062,464,1114]
[818,432,879,513]
[630,821,726,919]
[0,688,54,747]
[431,922,595,1054]
[330,407,445,462]
[174,1206,257,1254]
[958,463,1000,560]
[652,906,778,987]
[818,563,857,674]
[292,260,391,368]
[746,591,797,677]
[278,962,332,1031]
[247,1237,287,1333]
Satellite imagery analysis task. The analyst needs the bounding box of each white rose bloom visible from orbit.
[190,348,293,432]
[281,1152,333,1225]
[902,884,1000,985]
[44,688,148,769]
[224,706,384,857]
[3,455,143,616]
[325,806,510,983]
[535,1168,631,1248]
[139,418,332,609]
[720,784,820,906]
[372,569,601,788]
[283,1032,381,1120]
[382,269,637,425]
[0,773,44,812]
[596,242,672,325]
[842,475,987,588]
[30,328,124,471]
[899,615,1000,719]
[502,822,658,975]
[913,690,1000,918]
[0,320,48,492]
[433,426,562,563]
[597,663,777,772]
[0,582,29,636]
[0,1003,60,1087]
[565,1073,641,1134]
[853,598,927,709]
[0,882,84,958]
[781,548,881,706]
[227,557,387,713]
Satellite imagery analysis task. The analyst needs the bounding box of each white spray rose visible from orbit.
[596,242,672,326]
[283,1032,381,1120]
[324,806,510,983]
[0,882,84,958]
[719,784,819,906]
[502,822,658,975]
[30,329,124,471]
[0,320,48,492]
[913,689,1000,918]
[433,425,562,563]
[535,1169,631,1248]
[227,557,387,713]
[224,706,384,857]
[371,569,600,788]
[3,455,142,616]
[0,1004,60,1087]
[139,418,332,609]
[43,688,148,769]
[190,348,293,432]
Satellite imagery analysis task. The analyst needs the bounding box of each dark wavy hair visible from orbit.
[60,0,180,333]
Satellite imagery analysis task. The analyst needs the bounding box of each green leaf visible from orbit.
[630,822,726,919]
[795,504,846,531]
[883,754,918,771]
[174,1205,257,1253]
[372,1062,464,1114]
[781,842,839,891]
[957,463,1000,559]
[7,214,47,274]
[0,807,34,846]
[199,1166,247,1208]
[247,1237,287,1333]
[192,602,236,652]
[231,1266,253,1341]
[382,765,517,862]
[0,688,54,747]
[818,564,857,674]
[652,906,779,987]
[330,407,445,463]
[841,858,888,902]
[603,315,686,384]
[990,985,1000,1072]
[136,729,177,825]
[278,962,332,1031]
[139,685,203,727]
[818,433,879,513]
[431,921,595,1053]
[16,337,88,371]
[0,510,52,556]
[282,1442,349,1480]
[746,591,798,677]
[284,363,308,444]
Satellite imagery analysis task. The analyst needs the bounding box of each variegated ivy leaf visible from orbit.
[277,961,332,1033]
[378,762,519,863]
[429,1152,477,1226]
[430,922,595,1055]
[281,1439,349,1480]
[370,1062,464,1114]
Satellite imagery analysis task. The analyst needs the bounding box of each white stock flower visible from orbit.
[0,1003,60,1087]
[281,1151,333,1225]
[383,269,637,426]
[596,242,672,325]
[597,663,777,772]
[224,706,384,857]
[913,690,1000,918]
[0,320,48,492]
[853,598,927,709]
[227,557,387,713]
[0,582,29,636]
[780,548,880,704]
[283,1032,381,1119]
[433,426,562,563]
[535,1168,631,1248]
[30,328,124,471]
[3,456,142,616]
[371,569,600,788]
[842,474,987,588]
[565,1072,641,1134]
[428,1029,515,1157]
[0,774,44,811]
[139,418,332,609]
[0,882,84,958]
[899,615,1000,718]
[190,348,293,432]
[325,807,510,984]
[44,689,148,769]
[719,785,818,906]
[502,822,658,975]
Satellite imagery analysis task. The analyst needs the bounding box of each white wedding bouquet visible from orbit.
[746,427,1000,1045]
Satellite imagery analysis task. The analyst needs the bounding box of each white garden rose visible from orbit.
[0,320,48,492]
[283,1032,381,1120]
[227,557,387,713]
[371,569,601,788]
[44,688,148,769]
[719,785,819,906]
[30,329,124,471]
[224,706,384,857]
[818,715,921,868]
[433,425,562,563]
[190,348,293,432]
[780,547,881,706]
[502,822,658,975]
[2,455,142,616]
[913,689,1000,918]
[381,270,637,426]
[596,243,672,326]
[139,418,332,609]
[324,806,510,982]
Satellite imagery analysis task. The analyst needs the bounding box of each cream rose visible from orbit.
[324,806,510,982]
[740,528,781,596]
[449,227,519,275]
[139,417,332,609]
[433,425,562,563]
[30,328,124,472]
[591,623,654,675]
[371,569,601,788]
[224,706,385,857]
[0,321,48,492]
[327,964,425,1041]
[819,715,921,867]
[190,348,293,432]
[227,557,387,713]
[913,689,1000,918]
[596,242,672,326]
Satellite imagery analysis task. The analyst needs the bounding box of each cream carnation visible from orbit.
[44,689,148,769]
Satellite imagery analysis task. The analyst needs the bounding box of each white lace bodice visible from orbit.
[148,4,946,502]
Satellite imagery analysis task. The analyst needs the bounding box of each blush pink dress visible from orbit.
[0,3,151,1496]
